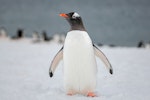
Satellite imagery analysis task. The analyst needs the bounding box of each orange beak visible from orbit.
[59,13,68,18]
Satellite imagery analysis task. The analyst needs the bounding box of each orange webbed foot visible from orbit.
[67,91,76,96]
[87,92,97,97]
[67,92,73,96]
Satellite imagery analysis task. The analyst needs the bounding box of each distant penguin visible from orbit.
[42,31,51,41]
[17,29,24,38]
[145,41,150,48]
[32,31,41,43]
[52,34,61,43]
[0,27,7,38]
[59,34,65,43]
[49,12,113,97]
[12,28,24,39]
[137,40,145,48]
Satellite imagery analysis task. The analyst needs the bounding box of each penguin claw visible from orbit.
[87,92,97,97]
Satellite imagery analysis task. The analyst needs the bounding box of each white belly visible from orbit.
[63,30,97,94]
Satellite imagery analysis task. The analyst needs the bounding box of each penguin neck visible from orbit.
[69,20,86,31]
[70,24,86,31]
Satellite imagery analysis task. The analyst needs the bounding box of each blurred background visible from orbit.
[0,0,150,46]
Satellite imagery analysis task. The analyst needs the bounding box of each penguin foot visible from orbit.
[87,92,97,97]
[67,92,73,96]
[67,92,76,96]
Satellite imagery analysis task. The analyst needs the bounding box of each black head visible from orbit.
[59,12,85,31]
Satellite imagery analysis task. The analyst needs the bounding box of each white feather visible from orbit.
[63,30,97,94]
[72,12,80,18]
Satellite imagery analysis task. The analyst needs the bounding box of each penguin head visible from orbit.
[59,12,85,31]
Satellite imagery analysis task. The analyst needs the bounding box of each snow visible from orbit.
[0,38,150,100]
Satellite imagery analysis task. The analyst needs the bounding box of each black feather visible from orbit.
[110,69,113,74]
[49,72,53,77]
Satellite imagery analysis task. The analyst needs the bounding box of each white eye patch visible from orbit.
[72,12,80,19]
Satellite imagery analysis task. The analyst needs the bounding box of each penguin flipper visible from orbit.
[93,44,113,74]
[49,46,63,77]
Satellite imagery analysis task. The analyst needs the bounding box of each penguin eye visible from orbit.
[72,15,76,19]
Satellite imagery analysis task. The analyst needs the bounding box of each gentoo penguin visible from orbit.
[32,31,41,43]
[49,12,113,97]
[0,27,7,38]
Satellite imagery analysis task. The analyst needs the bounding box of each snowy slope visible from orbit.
[0,39,150,100]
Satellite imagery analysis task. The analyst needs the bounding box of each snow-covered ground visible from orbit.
[0,38,150,100]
